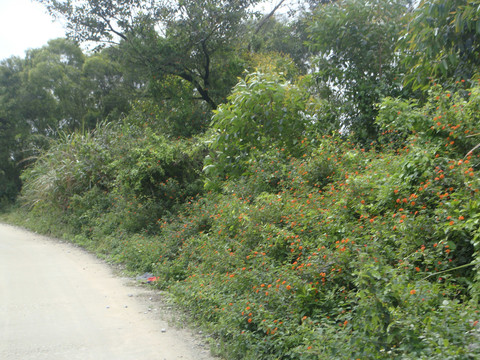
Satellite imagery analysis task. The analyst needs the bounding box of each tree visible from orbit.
[35,0,261,111]
[81,46,140,128]
[0,59,23,203]
[0,40,140,203]
[22,39,87,134]
[6,38,140,135]
[0,56,35,203]
[246,15,311,74]
[307,0,410,142]
[0,41,86,203]
[204,68,334,183]
[399,0,480,91]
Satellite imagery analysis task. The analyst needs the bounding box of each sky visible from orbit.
[0,0,66,61]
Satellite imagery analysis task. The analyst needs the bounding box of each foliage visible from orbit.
[0,38,139,138]
[12,80,480,359]
[307,0,410,142]
[0,39,142,204]
[20,110,206,236]
[205,69,337,183]
[6,0,480,358]
[0,56,31,204]
[399,0,480,90]
[81,47,137,127]
[157,83,479,359]
[35,0,260,110]
[0,65,21,204]
[246,15,311,74]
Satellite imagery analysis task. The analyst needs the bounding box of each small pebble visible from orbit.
[161,328,167,333]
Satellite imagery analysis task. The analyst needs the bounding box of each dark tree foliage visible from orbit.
[246,15,311,74]
[399,0,480,91]
[0,57,28,204]
[35,0,261,110]
[0,40,139,205]
[307,0,410,143]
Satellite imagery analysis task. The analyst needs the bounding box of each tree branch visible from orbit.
[201,40,210,87]
[254,0,287,35]
[178,72,217,110]
[98,13,127,41]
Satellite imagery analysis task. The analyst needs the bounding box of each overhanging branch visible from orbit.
[254,0,287,35]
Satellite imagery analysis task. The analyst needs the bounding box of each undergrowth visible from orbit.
[7,79,480,359]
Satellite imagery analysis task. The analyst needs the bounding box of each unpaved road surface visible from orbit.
[0,223,216,360]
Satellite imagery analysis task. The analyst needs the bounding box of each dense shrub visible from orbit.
[151,83,480,359]
[14,79,480,359]
[6,2,480,358]
[204,70,336,186]
[20,110,206,240]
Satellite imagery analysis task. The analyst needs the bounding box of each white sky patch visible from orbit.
[0,0,66,61]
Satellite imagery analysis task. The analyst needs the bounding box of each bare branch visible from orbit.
[254,0,287,35]
[98,13,128,41]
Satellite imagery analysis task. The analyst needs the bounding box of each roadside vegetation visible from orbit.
[2,0,480,358]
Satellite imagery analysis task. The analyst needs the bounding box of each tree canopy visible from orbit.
[35,0,261,110]
[399,0,480,90]
[307,0,410,141]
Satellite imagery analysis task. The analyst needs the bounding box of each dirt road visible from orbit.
[0,223,215,360]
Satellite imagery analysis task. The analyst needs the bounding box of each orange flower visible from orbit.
[410,289,416,295]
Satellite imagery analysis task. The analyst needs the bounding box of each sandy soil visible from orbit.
[0,223,217,360]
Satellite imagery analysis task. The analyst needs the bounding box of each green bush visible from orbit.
[204,69,334,185]
[19,110,205,248]
[147,83,480,359]
[14,80,480,359]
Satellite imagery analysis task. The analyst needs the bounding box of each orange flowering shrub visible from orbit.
[17,81,480,359]
[153,83,480,359]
